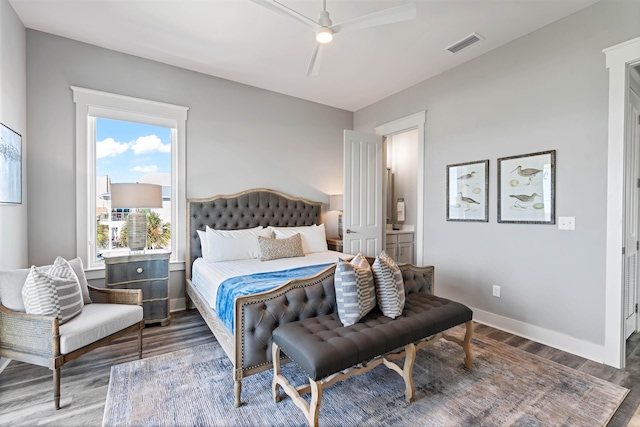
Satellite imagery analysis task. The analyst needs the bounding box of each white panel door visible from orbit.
[343,130,384,257]
[625,89,640,339]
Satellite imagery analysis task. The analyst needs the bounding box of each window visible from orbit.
[95,118,172,259]
[73,87,188,270]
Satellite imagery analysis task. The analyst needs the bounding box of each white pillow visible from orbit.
[269,224,328,254]
[205,226,272,262]
[67,257,92,304]
[197,230,209,259]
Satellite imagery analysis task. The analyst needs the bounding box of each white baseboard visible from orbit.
[170,297,186,313]
[471,306,606,364]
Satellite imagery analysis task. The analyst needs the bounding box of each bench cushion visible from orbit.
[272,293,472,380]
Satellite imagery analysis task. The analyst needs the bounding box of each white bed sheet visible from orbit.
[191,251,348,310]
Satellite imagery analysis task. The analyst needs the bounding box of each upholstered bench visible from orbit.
[271,292,474,426]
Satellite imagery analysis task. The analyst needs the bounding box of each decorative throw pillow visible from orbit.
[67,257,92,304]
[372,250,405,319]
[22,261,84,324]
[269,224,328,254]
[334,252,377,326]
[258,234,305,261]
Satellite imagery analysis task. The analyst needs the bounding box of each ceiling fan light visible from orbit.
[316,28,333,44]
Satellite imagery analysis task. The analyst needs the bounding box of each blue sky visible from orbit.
[96,118,171,184]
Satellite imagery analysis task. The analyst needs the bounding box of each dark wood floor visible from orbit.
[1,310,639,426]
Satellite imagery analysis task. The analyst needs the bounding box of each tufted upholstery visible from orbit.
[241,270,337,368]
[239,265,435,371]
[273,292,472,380]
[187,189,322,277]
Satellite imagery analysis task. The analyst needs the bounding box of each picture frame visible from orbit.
[446,159,489,222]
[0,122,22,204]
[498,150,555,224]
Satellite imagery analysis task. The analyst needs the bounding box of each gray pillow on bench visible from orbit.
[334,252,376,326]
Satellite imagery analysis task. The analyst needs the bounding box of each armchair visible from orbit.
[0,266,144,410]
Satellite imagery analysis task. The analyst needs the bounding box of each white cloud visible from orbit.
[130,165,158,173]
[96,138,129,159]
[131,135,170,155]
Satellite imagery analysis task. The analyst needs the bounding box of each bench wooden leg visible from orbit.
[402,343,416,403]
[462,321,474,369]
[272,342,324,427]
[442,321,474,369]
[272,343,282,402]
[308,379,322,427]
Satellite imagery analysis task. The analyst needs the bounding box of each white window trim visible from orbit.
[72,86,188,271]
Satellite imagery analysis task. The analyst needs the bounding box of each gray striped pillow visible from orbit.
[21,258,84,324]
[334,252,376,326]
[372,250,405,319]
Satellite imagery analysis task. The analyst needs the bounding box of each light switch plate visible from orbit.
[558,216,575,230]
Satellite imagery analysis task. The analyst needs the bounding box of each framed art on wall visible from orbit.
[0,122,22,204]
[498,150,555,224]
[446,159,489,222]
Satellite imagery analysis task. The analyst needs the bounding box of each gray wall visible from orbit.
[26,30,353,303]
[0,0,27,373]
[0,0,27,271]
[355,0,640,347]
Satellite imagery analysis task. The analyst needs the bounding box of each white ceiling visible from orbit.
[9,0,599,112]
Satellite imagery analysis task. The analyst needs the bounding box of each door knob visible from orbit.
[346,229,356,234]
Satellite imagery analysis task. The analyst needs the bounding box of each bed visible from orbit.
[185,188,345,407]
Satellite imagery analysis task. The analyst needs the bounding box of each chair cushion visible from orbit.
[59,303,143,354]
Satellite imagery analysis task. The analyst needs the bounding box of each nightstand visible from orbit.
[326,238,343,252]
[104,251,171,326]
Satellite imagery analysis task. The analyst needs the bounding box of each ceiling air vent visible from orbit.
[446,32,484,54]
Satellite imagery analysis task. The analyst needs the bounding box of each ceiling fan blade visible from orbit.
[331,2,416,34]
[306,43,325,77]
[249,0,320,31]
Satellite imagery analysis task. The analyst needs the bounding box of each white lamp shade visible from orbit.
[329,194,344,211]
[111,183,163,209]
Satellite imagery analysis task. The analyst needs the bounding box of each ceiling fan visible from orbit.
[250,0,417,76]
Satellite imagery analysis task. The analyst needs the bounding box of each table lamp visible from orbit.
[110,183,163,251]
[330,194,344,239]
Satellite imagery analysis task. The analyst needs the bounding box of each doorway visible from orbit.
[385,130,419,263]
[374,111,426,265]
[604,37,640,369]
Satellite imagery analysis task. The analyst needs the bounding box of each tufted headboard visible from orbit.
[186,188,323,279]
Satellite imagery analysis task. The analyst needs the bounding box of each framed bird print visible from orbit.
[446,159,489,222]
[498,150,555,224]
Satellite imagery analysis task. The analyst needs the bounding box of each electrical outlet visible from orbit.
[558,216,575,230]
[492,285,501,298]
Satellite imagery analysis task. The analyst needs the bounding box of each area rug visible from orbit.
[103,329,628,426]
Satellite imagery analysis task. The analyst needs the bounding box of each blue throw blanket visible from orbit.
[216,263,334,333]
